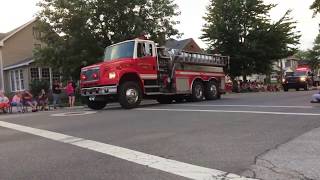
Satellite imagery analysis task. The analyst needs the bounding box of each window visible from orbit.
[41,68,50,81]
[30,68,40,80]
[10,71,15,92]
[146,43,153,56]
[285,61,291,68]
[34,44,41,49]
[104,41,135,61]
[20,70,24,89]
[52,71,61,81]
[137,42,146,58]
[33,27,41,40]
[10,69,24,92]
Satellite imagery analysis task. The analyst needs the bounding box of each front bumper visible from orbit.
[81,85,118,96]
[282,82,307,89]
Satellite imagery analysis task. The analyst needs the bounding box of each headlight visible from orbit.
[300,77,306,81]
[109,72,116,79]
[282,78,286,83]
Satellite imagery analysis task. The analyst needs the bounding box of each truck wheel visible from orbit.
[87,101,107,110]
[119,81,142,109]
[204,81,219,100]
[157,96,173,104]
[190,81,204,102]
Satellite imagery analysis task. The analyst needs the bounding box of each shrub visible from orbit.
[29,80,50,96]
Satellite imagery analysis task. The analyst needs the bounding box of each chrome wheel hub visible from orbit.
[126,88,139,104]
[210,84,217,96]
[195,85,203,99]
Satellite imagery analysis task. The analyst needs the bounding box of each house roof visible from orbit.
[0,18,37,47]
[0,33,7,41]
[3,57,34,71]
[164,38,193,50]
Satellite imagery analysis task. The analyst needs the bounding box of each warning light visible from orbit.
[296,67,309,71]
[92,73,98,79]
[81,74,87,80]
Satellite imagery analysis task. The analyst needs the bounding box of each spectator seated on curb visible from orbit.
[38,89,49,111]
[311,88,320,103]
[11,92,23,113]
[0,91,10,113]
[22,90,38,112]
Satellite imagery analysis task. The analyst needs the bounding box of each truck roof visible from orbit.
[106,39,155,48]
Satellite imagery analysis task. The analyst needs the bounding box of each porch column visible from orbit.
[49,67,53,87]
[0,49,4,91]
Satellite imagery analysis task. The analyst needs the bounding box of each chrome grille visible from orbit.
[82,68,100,82]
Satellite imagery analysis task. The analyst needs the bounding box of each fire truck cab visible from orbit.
[80,39,229,109]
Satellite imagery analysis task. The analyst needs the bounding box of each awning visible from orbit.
[3,57,34,71]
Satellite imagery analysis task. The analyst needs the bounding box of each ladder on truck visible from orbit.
[171,50,229,67]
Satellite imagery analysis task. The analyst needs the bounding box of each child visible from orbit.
[66,81,75,107]
[11,92,23,112]
[0,91,10,113]
[38,89,49,111]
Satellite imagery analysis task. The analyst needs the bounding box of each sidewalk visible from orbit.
[242,126,320,180]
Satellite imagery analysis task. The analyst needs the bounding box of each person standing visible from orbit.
[66,81,75,107]
[52,80,62,109]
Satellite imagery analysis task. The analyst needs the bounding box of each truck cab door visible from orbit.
[136,42,158,80]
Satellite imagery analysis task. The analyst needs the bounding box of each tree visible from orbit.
[35,0,180,80]
[294,34,320,73]
[311,0,320,15]
[201,0,300,79]
[295,50,311,60]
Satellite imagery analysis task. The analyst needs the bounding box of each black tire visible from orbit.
[87,101,107,110]
[190,81,204,102]
[204,81,219,100]
[157,96,173,104]
[119,81,142,109]
[296,88,300,91]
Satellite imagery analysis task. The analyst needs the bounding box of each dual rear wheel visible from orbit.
[157,80,220,104]
[190,80,220,101]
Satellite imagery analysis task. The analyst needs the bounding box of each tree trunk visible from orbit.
[243,75,247,82]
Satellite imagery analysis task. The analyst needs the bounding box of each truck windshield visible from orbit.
[293,71,307,76]
[104,41,135,61]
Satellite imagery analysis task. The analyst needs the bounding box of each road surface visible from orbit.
[1,90,320,180]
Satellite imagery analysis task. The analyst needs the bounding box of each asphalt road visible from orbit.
[1,90,320,180]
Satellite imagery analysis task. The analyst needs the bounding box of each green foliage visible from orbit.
[311,0,320,15]
[295,50,311,60]
[296,33,320,71]
[29,80,50,96]
[201,0,300,78]
[35,0,181,80]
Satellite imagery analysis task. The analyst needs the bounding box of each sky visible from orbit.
[0,0,319,50]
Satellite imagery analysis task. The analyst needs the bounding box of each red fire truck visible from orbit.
[80,39,229,109]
